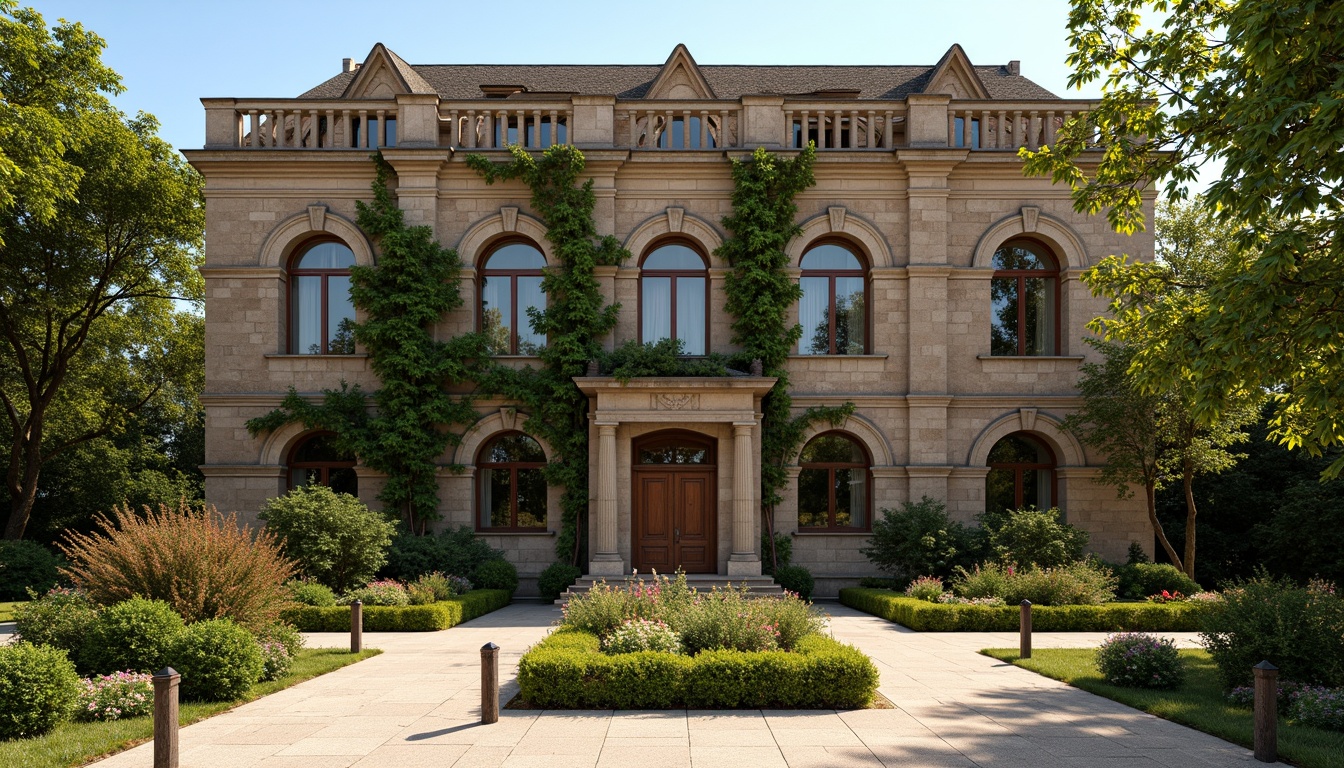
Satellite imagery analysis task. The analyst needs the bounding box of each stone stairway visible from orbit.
[557,574,785,604]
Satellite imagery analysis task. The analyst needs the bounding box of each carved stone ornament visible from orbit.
[1019,407,1038,431]
[501,206,519,233]
[307,204,327,232]
[652,393,700,410]
[667,207,684,233]
[499,406,518,430]
[1021,206,1040,233]
[828,206,847,233]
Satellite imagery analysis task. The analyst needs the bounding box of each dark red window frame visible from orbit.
[991,239,1061,356]
[476,432,548,531]
[638,239,710,354]
[479,238,547,356]
[287,431,357,493]
[796,431,872,532]
[986,432,1059,511]
[288,239,354,355]
[800,239,869,355]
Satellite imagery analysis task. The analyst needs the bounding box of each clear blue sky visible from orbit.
[29,0,1105,154]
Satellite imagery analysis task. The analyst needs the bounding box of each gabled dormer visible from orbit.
[924,44,990,99]
[341,43,436,99]
[644,44,716,100]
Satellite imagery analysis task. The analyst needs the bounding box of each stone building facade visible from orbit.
[189,43,1154,596]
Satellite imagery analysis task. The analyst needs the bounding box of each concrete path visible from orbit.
[88,603,1275,768]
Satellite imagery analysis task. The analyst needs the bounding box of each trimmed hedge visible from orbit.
[517,628,877,709]
[281,589,511,632]
[840,588,1208,632]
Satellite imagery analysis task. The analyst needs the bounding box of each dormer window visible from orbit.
[481,84,527,98]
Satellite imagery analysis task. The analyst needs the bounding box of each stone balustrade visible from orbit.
[946,99,1099,151]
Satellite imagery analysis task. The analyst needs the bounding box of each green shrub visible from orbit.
[761,531,792,577]
[904,575,945,602]
[1201,573,1344,689]
[169,619,264,701]
[603,619,683,654]
[1096,633,1185,688]
[857,576,899,589]
[252,621,304,659]
[340,579,409,606]
[473,559,518,593]
[951,560,1116,605]
[0,643,81,739]
[281,589,512,631]
[840,589,1209,632]
[381,527,503,582]
[13,587,100,659]
[978,506,1087,568]
[259,485,395,593]
[286,579,337,606]
[860,496,978,585]
[0,540,63,601]
[952,563,1012,600]
[774,564,814,599]
[80,597,185,675]
[537,562,582,602]
[1117,562,1202,599]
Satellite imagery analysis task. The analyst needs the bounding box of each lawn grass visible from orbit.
[982,647,1344,768]
[0,647,381,768]
[0,600,23,621]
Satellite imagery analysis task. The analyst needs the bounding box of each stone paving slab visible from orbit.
[85,602,1278,767]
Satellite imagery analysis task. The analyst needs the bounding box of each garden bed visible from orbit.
[516,627,877,709]
[840,588,1208,631]
[280,588,511,631]
[982,648,1344,768]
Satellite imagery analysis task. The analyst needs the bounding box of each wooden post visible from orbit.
[1253,660,1278,763]
[481,642,500,724]
[350,599,363,653]
[1019,600,1032,659]
[152,667,180,768]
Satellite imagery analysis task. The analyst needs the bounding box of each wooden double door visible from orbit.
[632,433,717,573]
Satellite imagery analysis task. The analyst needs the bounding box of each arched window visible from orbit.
[480,241,547,355]
[640,243,707,355]
[991,240,1059,356]
[986,432,1057,513]
[288,432,357,495]
[478,433,547,530]
[797,433,870,531]
[799,242,867,355]
[290,241,356,355]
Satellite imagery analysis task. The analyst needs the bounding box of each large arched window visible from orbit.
[288,432,357,495]
[478,432,547,530]
[640,243,707,355]
[480,241,547,355]
[799,242,867,355]
[797,432,870,531]
[991,241,1059,356]
[986,432,1057,513]
[290,241,356,355]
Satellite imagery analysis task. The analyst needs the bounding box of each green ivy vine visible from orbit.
[246,156,487,534]
[716,145,854,571]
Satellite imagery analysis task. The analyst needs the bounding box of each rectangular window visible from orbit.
[480,276,512,356]
[353,117,397,149]
[799,277,829,355]
[1024,277,1055,355]
[990,277,1019,355]
[292,276,322,354]
[516,276,546,354]
[326,275,355,354]
[677,276,706,355]
[481,468,512,528]
[954,117,981,149]
[641,276,672,345]
[835,277,865,355]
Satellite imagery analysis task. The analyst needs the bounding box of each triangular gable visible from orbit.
[644,44,716,99]
[923,44,990,99]
[342,43,436,99]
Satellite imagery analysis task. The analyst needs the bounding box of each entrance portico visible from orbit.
[576,376,777,578]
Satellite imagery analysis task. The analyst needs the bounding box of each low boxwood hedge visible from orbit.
[839,588,1208,632]
[517,628,877,709]
[281,589,511,632]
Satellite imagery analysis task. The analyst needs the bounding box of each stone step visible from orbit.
[557,574,785,604]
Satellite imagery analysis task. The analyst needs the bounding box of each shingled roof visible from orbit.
[299,45,1058,101]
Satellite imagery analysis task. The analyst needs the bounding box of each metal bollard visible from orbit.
[481,642,500,724]
[152,667,180,768]
[1253,660,1278,763]
[350,599,363,653]
[1019,600,1032,659]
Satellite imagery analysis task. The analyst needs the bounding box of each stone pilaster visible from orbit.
[727,421,761,576]
[589,422,624,576]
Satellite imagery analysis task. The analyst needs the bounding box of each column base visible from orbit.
[587,556,625,577]
[726,555,762,577]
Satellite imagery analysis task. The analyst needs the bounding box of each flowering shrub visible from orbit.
[1288,686,1344,731]
[935,593,1005,606]
[340,579,410,606]
[76,671,153,721]
[257,641,292,681]
[1187,591,1222,602]
[952,560,1117,605]
[905,576,945,602]
[407,572,473,605]
[602,619,683,655]
[1202,573,1344,689]
[1096,633,1184,689]
[1147,590,1185,603]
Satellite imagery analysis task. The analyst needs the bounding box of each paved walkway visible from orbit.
[89,603,1275,768]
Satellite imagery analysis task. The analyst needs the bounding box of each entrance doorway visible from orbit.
[632,432,717,573]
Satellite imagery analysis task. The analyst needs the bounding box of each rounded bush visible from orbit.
[0,540,63,601]
[473,559,518,593]
[1096,633,1185,689]
[602,618,682,655]
[80,597,185,675]
[1118,563,1201,600]
[340,579,409,606]
[904,575,945,602]
[774,564,815,600]
[0,642,81,739]
[1201,573,1344,688]
[287,580,337,606]
[537,562,582,602]
[259,485,396,593]
[169,619,264,701]
[13,587,100,660]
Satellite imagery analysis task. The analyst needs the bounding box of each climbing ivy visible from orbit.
[465,144,628,565]
[247,156,487,534]
[716,145,854,570]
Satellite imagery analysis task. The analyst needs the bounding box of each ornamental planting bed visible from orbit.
[840,588,1208,632]
[280,588,512,631]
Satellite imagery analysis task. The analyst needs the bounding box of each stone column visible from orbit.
[589,423,624,576]
[727,421,762,576]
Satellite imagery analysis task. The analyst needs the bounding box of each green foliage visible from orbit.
[952,561,1117,606]
[408,572,472,602]
[280,589,511,632]
[600,338,731,382]
[773,564,814,600]
[252,622,303,682]
[0,540,62,600]
[381,526,504,582]
[904,576,946,602]
[339,579,409,606]
[258,485,395,594]
[1096,633,1186,689]
[860,497,978,584]
[285,580,337,607]
[978,506,1088,569]
[516,628,877,709]
[168,619,264,702]
[1201,572,1344,689]
[840,588,1208,632]
[0,642,81,739]
[12,588,98,656]
[79,597,183,675]
[761,530,792,576]
[472,559,518,593]
[603,619,683,655]
[536,562,582,602]
[466,144,628,564]
[1116,562,1201,600]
